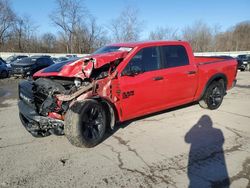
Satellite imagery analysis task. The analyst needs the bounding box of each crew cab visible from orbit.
[18,41,237,147]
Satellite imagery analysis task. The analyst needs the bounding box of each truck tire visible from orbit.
[199,80,225,110]
[64,100,107,148]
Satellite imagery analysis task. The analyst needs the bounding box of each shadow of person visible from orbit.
[185,115,230,188]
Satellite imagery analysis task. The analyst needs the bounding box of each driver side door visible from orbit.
[118,46,165,121]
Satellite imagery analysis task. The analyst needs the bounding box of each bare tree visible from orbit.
[0,0,249,53]
[182,21,212,52]
[149,26,178,40]
[0,0,15,49]
[82,17,108,53]
[41,33,57,52]
[109,6,143,42]
[232,21,250,51]
[214,31,233,51]
[213,21,250,51]
[13,15,37,52]
[50,0,86,53]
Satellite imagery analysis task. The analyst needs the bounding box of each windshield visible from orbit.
[237,55,250,60]
[93,46,133,55]
[18,57,37,64]
[6,56,16,62]
[238,55,246,58]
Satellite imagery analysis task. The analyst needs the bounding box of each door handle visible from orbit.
[187,70,197,75]
[153,76,164,81]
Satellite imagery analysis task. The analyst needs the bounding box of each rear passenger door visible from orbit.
[160,45,198,106]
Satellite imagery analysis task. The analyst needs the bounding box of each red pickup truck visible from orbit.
[18,41,237,147]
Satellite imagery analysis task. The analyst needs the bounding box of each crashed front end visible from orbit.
[18,51,127,137]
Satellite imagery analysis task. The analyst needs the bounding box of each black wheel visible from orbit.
[64,100,107,148]
[1,70,8,78]
[199,80,225,110]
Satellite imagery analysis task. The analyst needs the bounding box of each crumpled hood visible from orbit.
[33,51,128,79]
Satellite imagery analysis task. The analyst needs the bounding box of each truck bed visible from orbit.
[194,56,234,65]
[193,56,237,101]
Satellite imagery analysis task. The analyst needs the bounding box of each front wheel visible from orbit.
[199,80,225,110]
[64,100,107,148]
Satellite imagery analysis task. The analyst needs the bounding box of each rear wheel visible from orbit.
[64,100,107,148]
[199,80,225,110]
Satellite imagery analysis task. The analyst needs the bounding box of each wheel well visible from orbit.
[200,73,227,100]
[94,97,118,130]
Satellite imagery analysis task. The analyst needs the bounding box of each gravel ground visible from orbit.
[0,72,249,188]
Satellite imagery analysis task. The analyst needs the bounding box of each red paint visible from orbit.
[33,41,237,123]
[33,51,128,79]
[48,112,63,120]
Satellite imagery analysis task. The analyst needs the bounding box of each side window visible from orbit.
[41,58,47,66]
[36,59,43,66]
[47,58,54,65]
[162,45,189,68]
[38,58,49,66]
[123,46,161,75]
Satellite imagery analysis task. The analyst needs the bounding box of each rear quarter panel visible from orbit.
[194,59,237,101]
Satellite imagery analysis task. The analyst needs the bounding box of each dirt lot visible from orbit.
[0,72,250,188]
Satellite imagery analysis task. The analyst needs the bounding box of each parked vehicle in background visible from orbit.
[0,59,9,78]
[237,54,250,71]
[58,57,69,62]
[1,57,12,72]
[51,57,70,63]
[237,59,244,71]
[51,57,58,63]
[12,56,54,78]
[66,54,77,58]
[0,57,6,63]
[18,41,237,148]
[6,55,28,64]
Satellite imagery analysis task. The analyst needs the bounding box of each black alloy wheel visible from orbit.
[207,85,223,109]
[81,104,105,142]
[199,80,225,110]
[64,100,107,148]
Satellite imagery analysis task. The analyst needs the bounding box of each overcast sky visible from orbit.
[11,0,250,38]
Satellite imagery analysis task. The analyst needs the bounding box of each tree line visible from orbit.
[0,0,249,54]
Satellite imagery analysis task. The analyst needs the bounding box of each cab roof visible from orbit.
[110,40,189,48]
